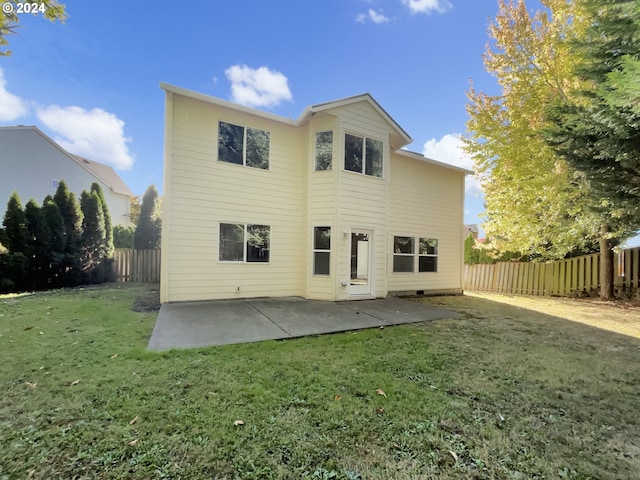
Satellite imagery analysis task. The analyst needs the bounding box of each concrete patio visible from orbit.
[148,296,462,351]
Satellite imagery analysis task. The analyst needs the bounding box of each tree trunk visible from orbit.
[599,232,614,300]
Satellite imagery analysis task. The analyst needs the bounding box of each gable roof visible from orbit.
[160,83,469,175]
[160,83,412,146]
[0,125,134,197]
[299,93,413,148]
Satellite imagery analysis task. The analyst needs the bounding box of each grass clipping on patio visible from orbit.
[1,284,639,479]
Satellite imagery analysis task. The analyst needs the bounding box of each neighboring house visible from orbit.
[160,83,470,303]
[0,126,134,226]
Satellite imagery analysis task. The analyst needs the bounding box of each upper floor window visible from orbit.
[218,121,270,170]
[315,131,333,171]
[344,133,383,178]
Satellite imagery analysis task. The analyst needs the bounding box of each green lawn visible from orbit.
[1,284,639,479]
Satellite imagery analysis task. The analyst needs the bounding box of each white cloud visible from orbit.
[401,0,452,14]
[356,9,390,24]
[422,133,480,193]
[0,68,29,121]
[36,105,134,170]
[225,65,293,108]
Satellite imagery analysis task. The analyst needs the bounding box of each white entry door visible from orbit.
[349,230,372,296]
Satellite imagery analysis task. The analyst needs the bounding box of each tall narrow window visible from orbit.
[315,131,333,171]
[393,236,414,273]
[219,223,270,263]
[218,122,244,165]
[344,133,383,178]
[313,227,331,275]
[219,223,245,261]
[344,133,363,173]
[419,238,438,272]
[246,224,270,263]
[365,138,383,178]
[218,121,270,170]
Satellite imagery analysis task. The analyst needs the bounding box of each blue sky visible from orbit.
[0,0,541,229]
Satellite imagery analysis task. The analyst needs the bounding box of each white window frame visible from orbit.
[218,121,271,170]
[392,236,415,273]
[314,131,333,171]
[219,222,271,263]
[313,226,331,275]
[343,132,384,178]
[418,238,438,273]
[392,236,439,273]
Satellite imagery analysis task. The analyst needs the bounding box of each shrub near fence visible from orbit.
[464,246,640,298]
[112,249,161,283]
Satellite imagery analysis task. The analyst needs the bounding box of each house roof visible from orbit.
[71,154,135,197]
[396,149,473,175]
[299,93,413,148]
[160,83,412,145]
[0,125,134,197]
[160,83,469,176]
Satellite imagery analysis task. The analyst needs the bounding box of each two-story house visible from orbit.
[160,83,469,303]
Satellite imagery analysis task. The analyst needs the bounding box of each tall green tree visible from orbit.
[0,192,28,290]
[134,185,161,249]
[544,0,640,298]
[24,199,50,289]
[80,190,106,283]
[0,1,66,56]
[465,0,602,261]
[53,181,83,286]
[2,191,27,254]
[42,197,65,287]
[91,182,114,259]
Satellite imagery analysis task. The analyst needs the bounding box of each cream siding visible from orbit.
[161,85,467,303]
[0,127,132,226]
[387,153,465,294]
[306,115,338,300]
[163,94,306,302]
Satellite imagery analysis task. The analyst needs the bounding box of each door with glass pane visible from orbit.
[349,230,372,296]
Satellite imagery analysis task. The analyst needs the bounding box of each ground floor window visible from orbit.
[219,223,270,263]
[419,238,438,272]
[313,226,331,275]
[392,236,438,273]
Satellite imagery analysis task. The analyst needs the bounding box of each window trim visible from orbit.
[392,236,439,273]
[392,236,415,273]
[219,222,271,264]
[314,131,333,172]
[217,121,271,170]
[312,226,331,276]
[418,238,438,273]
[343,132,384,178]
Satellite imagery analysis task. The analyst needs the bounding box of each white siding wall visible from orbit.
[329,102,393,300]
[163,95,306,302]
[387,153,465,294]
[0,128,131,226]
[306,115,337,300]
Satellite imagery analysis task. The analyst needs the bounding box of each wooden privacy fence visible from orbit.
[112,249,161,283]
[464,246,640,297]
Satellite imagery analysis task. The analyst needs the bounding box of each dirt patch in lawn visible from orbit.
[130,284,161,312]
[422,292,640,339]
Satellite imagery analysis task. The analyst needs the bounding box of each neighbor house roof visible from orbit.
[0,125,134,197]
[71,154,134,197]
